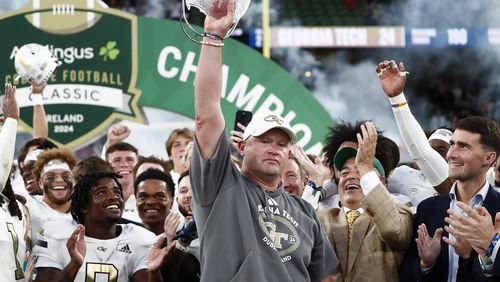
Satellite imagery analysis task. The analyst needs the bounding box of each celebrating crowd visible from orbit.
[1,0,500,281]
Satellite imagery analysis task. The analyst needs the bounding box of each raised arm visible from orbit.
[31,81,48,138]
[357,122,412,249]
[194,0,235,159]
[100,124,131,159]
[289,145,324,209]
[376,60,450,193]
[290,144,324,185]
[0,83,19,193]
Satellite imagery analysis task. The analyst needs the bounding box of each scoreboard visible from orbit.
[249,26,500,48]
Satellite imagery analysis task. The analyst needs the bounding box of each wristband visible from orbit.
[202,32,224,41]
[391,101,408,108]
[201,41,224,47]
[307,180,322,191]
[389,92,406,105]
[480,233,500,269]
[488,233,500,255]
[32,94,43,106]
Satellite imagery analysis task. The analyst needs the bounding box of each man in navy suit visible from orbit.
[444,200,500,280]
[399,115,500,282]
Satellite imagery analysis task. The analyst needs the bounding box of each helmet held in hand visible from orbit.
[14,43,62,85]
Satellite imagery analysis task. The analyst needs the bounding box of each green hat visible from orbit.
[333,147,385,177]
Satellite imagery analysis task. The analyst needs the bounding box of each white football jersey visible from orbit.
[169,170,182,216]
[34,220,156,281]
[388,165,438,208]
[25,195,72,242]
[121,195,141,223]
[0,196,30,282]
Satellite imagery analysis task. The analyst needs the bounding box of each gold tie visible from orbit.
[346,210,361,244]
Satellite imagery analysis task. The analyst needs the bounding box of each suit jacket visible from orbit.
[319,183,413,282]
[399,185,500,282]
[494,256,500,278]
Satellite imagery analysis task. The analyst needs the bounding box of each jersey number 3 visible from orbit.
[85,263,118,282]
[6,222,25,280]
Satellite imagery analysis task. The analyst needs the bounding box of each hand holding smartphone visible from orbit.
[231,110,252,146]
[234,110,252,132]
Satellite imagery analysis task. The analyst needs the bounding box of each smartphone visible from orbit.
[234,110,253,132]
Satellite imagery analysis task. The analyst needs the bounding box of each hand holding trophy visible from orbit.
[181,0,250,42]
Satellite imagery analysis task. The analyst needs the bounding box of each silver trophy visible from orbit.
[182,0,251,40]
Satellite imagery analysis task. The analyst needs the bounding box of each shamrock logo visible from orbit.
[99,41,120,61]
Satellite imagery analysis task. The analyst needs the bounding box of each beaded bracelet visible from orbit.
[391,101,408,108]
[201,41,224,47]
[488,234,500,254]
[480,233,500,269]
[202,32,224,41]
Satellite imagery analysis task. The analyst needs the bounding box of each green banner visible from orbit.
[0,0,334,154]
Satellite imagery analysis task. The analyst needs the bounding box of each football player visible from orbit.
[34,172,174,281]
[0,82,32,281]
[28,149,76,241]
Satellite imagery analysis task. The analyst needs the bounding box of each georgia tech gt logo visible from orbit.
[264,114,285,125]
[258,205,301,257]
